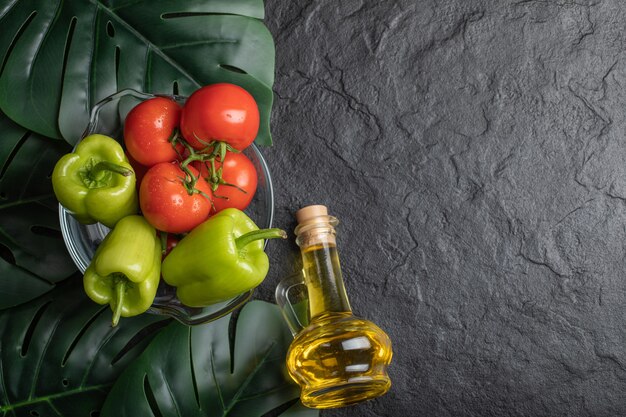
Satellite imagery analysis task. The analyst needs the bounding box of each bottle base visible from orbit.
[301,377,391,409]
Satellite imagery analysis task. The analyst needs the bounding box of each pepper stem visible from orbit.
[92,161,134,177]
[112,279,127,327]
[160,232,168,256]
[235,228,287,250]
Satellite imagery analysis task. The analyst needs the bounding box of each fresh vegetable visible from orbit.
[139,162,212,233]
[52,133,138,228]
[193,151,258,213]
[159,232,179,259]
[161,208,286,307]
[83,215,161,326]
[123,97,183,166]
[180,83,260,151]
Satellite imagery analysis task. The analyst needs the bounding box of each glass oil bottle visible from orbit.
[285,205,393,409]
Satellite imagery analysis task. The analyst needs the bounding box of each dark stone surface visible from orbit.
[257,1,626,416]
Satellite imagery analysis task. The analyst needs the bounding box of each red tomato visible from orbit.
[139,162,212,233]
[180,83,260,151]
[192,152,258,213]
[124,97,182,166]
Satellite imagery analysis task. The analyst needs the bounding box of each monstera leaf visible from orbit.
[0,0,275,146]
[0,280,170,416]
[101,301,318,417]
[0,110,76,309]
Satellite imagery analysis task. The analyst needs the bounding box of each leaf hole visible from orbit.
[90,411,100,417]
[106,20,115,38]
[0,11,37,77]
[161,12,232,19]
[21,301,52,357]
[189,330,200,408]
[0,191,6,199]
[60,17,77,89]
[61,378,69,387]
[30,225,62,239]
[115,46,121,89]
[0,242,16,265]
[0,131,30,180]
[228,309,242,374]
[29,411,39,417]
[219,64,247,75]
[110,319,171,366]
[62,306,108,366]
[144,374,164,417]
[172,81,179,96]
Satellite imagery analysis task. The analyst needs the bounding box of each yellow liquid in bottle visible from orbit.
[286,244,393,409]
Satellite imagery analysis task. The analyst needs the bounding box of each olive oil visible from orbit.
[300,244,350,317]
[285,206,393,409]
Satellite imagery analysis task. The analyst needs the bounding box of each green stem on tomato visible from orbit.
[170,132,246,204]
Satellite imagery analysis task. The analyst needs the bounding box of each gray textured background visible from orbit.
[257,1,626,416]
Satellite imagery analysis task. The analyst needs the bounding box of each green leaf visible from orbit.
[0,110,76,309]
[101,301,319,417]
[0,279,171,416]
[0,0,275,146]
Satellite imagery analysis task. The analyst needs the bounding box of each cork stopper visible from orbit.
[294,204,337,247]
[296,205,328,224]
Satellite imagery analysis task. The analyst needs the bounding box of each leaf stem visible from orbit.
[0,194,55,210]
[0,384,111,413]
[221,342,277,415]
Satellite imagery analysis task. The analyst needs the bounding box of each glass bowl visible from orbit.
[59,89,275,325]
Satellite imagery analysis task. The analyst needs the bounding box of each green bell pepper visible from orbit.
[52,133,138,228]
[83,215,161,326]
[161,208,286,307]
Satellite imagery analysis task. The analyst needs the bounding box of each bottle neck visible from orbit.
[296,218,352,319]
